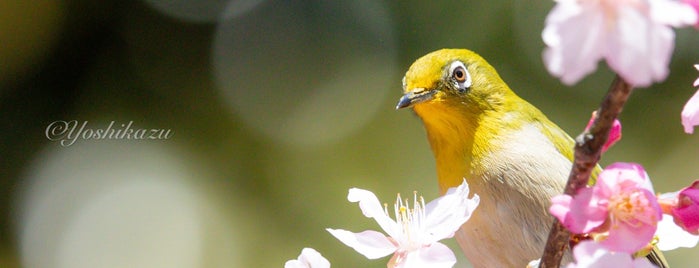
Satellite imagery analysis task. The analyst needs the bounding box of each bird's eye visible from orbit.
[453,67,466,82]
[448,61,471,92]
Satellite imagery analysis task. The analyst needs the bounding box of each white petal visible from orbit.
[650,0,698,27]
[632,258,658,268]
[658,190,679,200]
[681,89,699,134]
[285,248,330,268]
[398,242,456,268]
[326,228,396,259]
[285,260,305,268]
[298,248,330,268]
[542,1,606,85]
[423,180,479,241]
[568,241,648,268]
[527,259,541,268]
[655,214,699,251]
[347,188,400,237]
[572,240,604,261]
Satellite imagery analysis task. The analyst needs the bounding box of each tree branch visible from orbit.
[539,76,633,268]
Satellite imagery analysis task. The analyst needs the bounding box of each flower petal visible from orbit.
[347,188,399,237]
[601,218,657,254]
[656,214,699,251]
[398,242,456,268]
[681,89,699,134]
[326,228,396,259]
[550,194,573,224]
[605,4,674,87]
[672,180,699,232]
[567,241,655,268]
[551,188,607,233]
[542,0,605,85]
[584,111,622,153]
[598,163,652,193]
[651,0,698,27]
[422,179,480,241]
[285,248,331,268]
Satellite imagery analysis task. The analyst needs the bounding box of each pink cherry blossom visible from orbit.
[327,180,479,268]
[585,111,622,153]
[550,163,662,253]
[285,248,330,268]
[684,0,699,27]
[681,65,699,134]
[672,180,699,232]
[566,241,655,268]
[543,0,697,87]
[658,180,699,234]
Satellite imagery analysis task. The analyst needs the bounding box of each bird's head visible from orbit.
[396,49,529,184]
[396,49,515,117]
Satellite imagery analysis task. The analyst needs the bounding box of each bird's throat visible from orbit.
[414,103,488,194]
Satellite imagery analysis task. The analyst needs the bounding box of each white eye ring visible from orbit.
[448,61,471,91]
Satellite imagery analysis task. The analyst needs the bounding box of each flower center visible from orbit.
[608,189,656,228]
[390,191,426,251]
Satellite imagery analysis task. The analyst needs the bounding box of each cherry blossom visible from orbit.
[550,163,662,253]
[681,65,699,134]
[543,0,697,87]
[327,180,479,268]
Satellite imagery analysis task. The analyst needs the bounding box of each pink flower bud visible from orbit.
[585,111,622,153]
[672,180,699,234]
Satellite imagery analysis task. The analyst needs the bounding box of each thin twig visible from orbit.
[539,76,633,268]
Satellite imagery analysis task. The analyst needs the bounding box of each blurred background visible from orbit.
[1,0,699,267]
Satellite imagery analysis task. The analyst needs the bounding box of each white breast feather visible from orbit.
[456,123,572,267]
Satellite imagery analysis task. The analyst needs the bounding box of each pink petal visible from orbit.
[605,5,674,87]
[597,163,651,194]
[632,258,659,268]
[672,180,699,232]
[602,217,658,254]
[585,111,622,153]
[550,194,573,227]
[550,188,607,233]
[326,228,396,259]
[347,188,399,237]
[542,1,605,85]
[397,242,456,268]
[681,89,699,134]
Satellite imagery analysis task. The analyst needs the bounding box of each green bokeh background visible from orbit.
[2,0,699,267]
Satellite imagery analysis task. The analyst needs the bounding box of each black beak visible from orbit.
[396,88,436,109]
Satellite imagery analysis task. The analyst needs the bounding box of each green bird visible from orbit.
[396,48,668,267]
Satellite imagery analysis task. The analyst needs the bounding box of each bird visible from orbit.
[395,48,667,267]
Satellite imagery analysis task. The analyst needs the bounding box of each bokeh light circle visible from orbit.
[142,0,265,23]
[14,141,243,268]
[212,0,398,147]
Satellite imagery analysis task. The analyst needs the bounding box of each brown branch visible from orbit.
[539,76,633,268]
